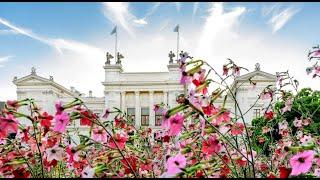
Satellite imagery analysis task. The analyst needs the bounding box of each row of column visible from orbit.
[120,91,168,127]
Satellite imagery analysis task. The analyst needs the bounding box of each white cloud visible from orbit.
[133,2,161,26]
[261,3,281,17]
[193,2,199,18]
[174,2,181,12]
[0,55,14,67]
[102,2,137,36]
[268,7,299,33]
[145,2,161,19]
[133,18,148,25]
[0,29,19,35]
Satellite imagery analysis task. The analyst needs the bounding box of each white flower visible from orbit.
[81,166,95,178]
[45,145,64,161]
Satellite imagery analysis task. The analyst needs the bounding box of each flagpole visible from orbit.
[177,27,179,61]
[115,26,118,63]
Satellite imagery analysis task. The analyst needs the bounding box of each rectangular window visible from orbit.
[141,107,149,126]
[127,108,135,124]
[253,108,261,118]
[155,111,163,126]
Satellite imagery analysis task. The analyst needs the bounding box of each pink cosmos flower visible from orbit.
[92,127,109,143]
[281,98,293,114]
[46,145,64,161]
[166,153,187,176]
[290,150,315,176]
[53,112,70,133]
[81,166,95,178]
[168,113,184,136]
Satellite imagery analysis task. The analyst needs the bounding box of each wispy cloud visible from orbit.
[102,2,137,36]
[193,2,199,18]
[0,55,14,67]
[261,3,281,17]
[197,2,246,58]
[175,2,181,12]
[134,2,161,26]
[0,29,19,35]
[0,17,103,56]
[268,7,299,33]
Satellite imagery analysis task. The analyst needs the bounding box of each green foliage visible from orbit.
[251,88,320,155]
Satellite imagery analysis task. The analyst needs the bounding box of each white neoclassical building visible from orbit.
[12,52,276,134]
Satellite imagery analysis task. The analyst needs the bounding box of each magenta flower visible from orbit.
[166,153,187,176]
[180,71,191,85]
[53,112,70,133]
[55,100,64,114]
[290,150,315,176]
[168,113,184,136]
[102,108,110,119]
[0,114,19,137]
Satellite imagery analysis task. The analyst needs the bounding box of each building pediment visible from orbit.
[13,75,50,86]
[13,74,77,97]
[235,70,276,82]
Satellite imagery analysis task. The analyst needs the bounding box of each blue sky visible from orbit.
[0,2,319,100]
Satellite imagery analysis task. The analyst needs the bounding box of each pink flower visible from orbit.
[281,98,293,114]
[92,127,109,143]
[303,118,311,126]
[278,120,288,130]
[223,65,228,76]
[55,100,64,114]
[214,110,231,125]
[293,117,302,128]
[180,71,191,85]
[46,145,64,161]
[66,145,79,163]
[109,133,128,150]
[53,112,70,133]
[166,153,187,176]
[102,108,110,119]
[314,168,320,177]
[300,135,313,145]
[0,114,18,137]
[290,150,315,176]
[202,135,221,156]
[168,113,184,136]
[230,122,244,135]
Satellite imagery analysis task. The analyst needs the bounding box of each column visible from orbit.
[149,91,155,127]
[163,90,168,106]
[135,91,141,127]
[121,91,126,113]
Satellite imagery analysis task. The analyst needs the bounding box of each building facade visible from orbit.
[12,52,276,133]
